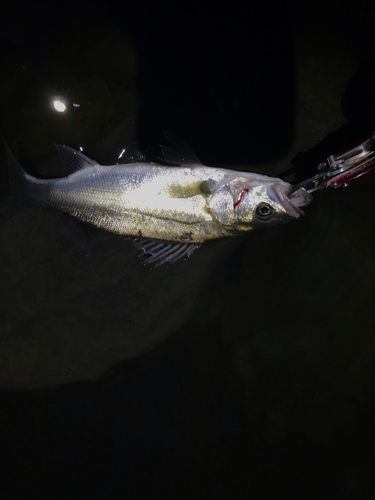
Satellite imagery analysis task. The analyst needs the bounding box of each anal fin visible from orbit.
[131,238,201,267]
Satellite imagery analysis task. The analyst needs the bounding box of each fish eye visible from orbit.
[255,202,273,221]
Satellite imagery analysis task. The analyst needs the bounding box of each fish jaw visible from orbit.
[271,183,313,218]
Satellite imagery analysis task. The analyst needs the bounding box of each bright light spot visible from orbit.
[79,146,83,152]
[73,103,80,107]
[54,100,66,112]
[118,148,126,159]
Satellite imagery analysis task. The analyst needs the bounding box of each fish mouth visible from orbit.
[272,183,313,218]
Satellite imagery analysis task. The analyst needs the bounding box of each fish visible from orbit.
[5,133,312,266]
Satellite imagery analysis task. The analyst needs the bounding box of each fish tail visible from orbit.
[4,144,34,218]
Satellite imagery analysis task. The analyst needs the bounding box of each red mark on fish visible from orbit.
[233,188,249,208]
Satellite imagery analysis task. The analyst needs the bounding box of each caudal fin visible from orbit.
[4,145,31,218]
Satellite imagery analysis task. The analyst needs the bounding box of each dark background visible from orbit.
[0,1,375,498]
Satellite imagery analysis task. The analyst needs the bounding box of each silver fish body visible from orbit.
[5,140,312,263]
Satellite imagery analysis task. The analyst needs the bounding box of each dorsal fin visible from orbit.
[55,145,99,176]
[158,131,202,166]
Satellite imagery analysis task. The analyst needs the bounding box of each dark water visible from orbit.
[1,1,375,497]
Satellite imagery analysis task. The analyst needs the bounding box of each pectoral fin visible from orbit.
[162,180,213,198]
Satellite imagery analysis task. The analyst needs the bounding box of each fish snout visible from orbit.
[271,183,313,218]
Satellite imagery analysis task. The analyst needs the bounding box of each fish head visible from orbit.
[207,175,312,230]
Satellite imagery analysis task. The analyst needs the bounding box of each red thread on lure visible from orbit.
[233,188,249,208]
